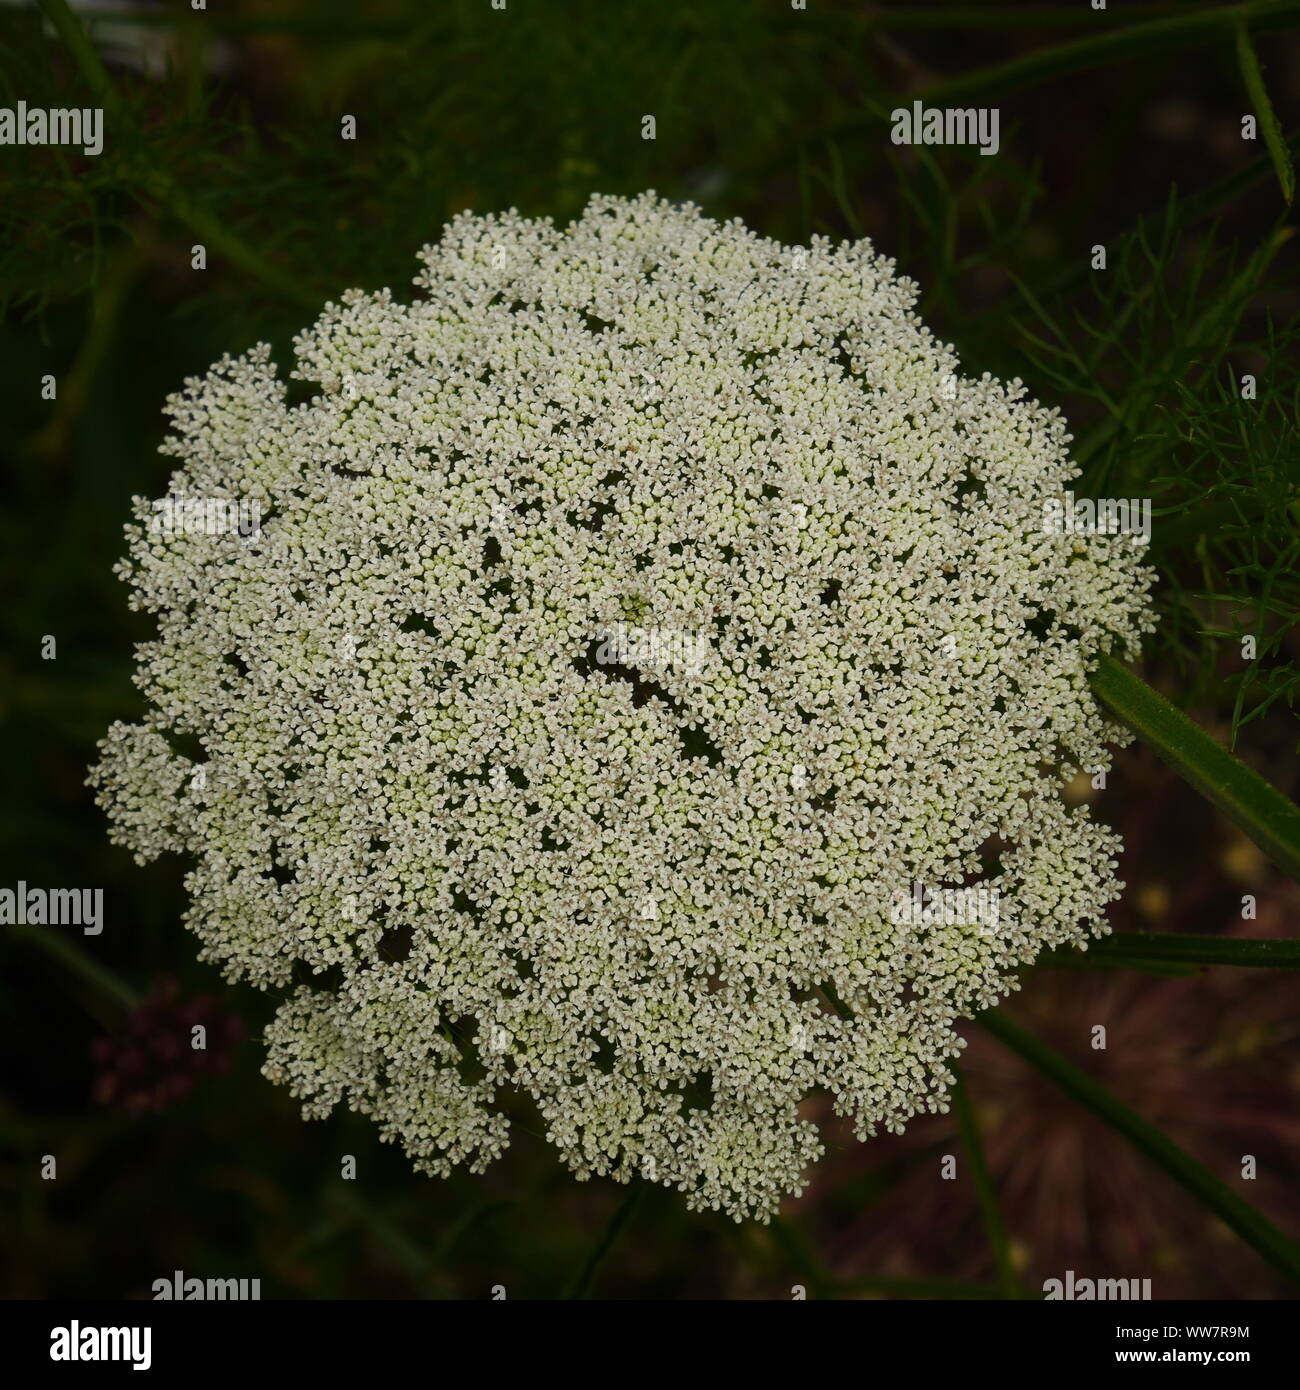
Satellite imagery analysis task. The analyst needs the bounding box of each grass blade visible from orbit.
[565,1186,641,1299]
[950,1067,1020,1298]
[1090,653,1300,883]
[978,1009,1300,1286]
[1047,932,1300,970]
[1235,21,1296,205]
[923,0,1300,105]
[37,0,319,309]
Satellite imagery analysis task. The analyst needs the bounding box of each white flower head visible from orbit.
[88,192,1155,1220]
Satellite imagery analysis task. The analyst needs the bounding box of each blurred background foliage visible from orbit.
[2,0,1299,1298]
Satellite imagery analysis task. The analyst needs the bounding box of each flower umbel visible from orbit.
[90,193,1155,1219]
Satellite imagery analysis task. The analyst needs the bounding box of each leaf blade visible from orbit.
[1235,21,1296,206]
[978,1009,1300,1286]
[1047,932,1300,970]
[1090,653,1300,883]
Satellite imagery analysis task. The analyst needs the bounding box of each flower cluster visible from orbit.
[90,192,1155,1218]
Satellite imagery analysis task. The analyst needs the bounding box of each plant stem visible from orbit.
[565,1185,641,1299]
[924,0,1300,103]
[10,922,139,1017]
[950,1067,1020,1298]
[36,0,123,119]
[1047,932,1300,970]
[978,1009,1300,1286]
[37,0,319,309]
[1090,652,1300,884]
[1234,19,1296,205]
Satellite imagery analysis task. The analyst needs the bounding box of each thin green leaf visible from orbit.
[1090,653,1300,883]
[9,921,140,1019]
[37,0,319,309]
[565,1186,641,1299]
[1235,22,1296,205]
[978,1009,1300,1286]
[35,0,123,119]
[950,1067,1020,1298]
[768,1214,835,1299]
[922,0,1300,105]
[1061,932,1300,970]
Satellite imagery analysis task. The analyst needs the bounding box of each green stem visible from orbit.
[768,1214,835,1299]
[328,1187,442,1299]
[950,1067,1020,1298]
[36,0,318,310]
[157,183,320,310]
[565,1186,641,1299]
[35,0,123,118]
[922,0,1300,103]
[1234,19,1296,205]
[978,1009,1300,1286]
[1047,932,1300,970]
[1090,652,1300,884]
[10,922,140,1016]
[23,234,147,458]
